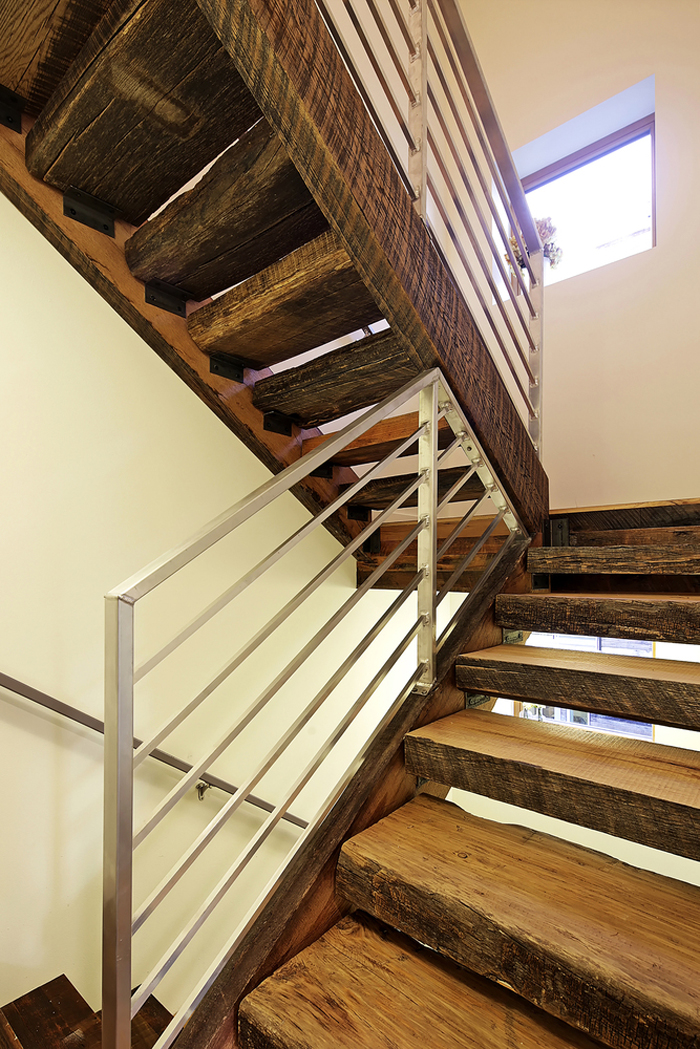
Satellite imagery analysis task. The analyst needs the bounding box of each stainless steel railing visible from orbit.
[315,0,544,452]
[103,366,524,1049]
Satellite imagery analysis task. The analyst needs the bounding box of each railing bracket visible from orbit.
[262,410,294,436]
[145,278,189,317]
[63,187,116,238]
[196,781,213,801]
[0,84,24,133]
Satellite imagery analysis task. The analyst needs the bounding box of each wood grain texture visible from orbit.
[252,330,420,427]
[552,499,700,534]
[0,121,362,550]
[456,644,700,730]
[0,975,92,1049]
[0,0,112,116]
[188,229,383,366]
[405,708,700,859]
[125,118,328,299]
[173,574,519,1049]
[496,593,700,644]
[63,994,171,1049]
[301,412,452,467]
[337,793,700,1049]
[530,545,700,575]
[194,0,549,534]
[343,466,484,509]
[25,0,262,225]
[238,913,604,1049]
[572,526,700,548]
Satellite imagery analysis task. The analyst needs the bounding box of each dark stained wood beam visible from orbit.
[571,525,700,548]
[125,118,328,300]
[252,329,420,427]
[495,592,700,644]
[0,120,361,550]
[301,412,452,467]
[529,545,700,575]
[0,0,112,116]
[336,793,700,1049]
[193,0,548,534]
[404,708,700,861]
[25,0,263,225]
[552,499,700,534]
[188,229,383,367]
[455,644,700,731]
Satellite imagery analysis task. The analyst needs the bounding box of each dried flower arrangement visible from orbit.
[508,216,562,271]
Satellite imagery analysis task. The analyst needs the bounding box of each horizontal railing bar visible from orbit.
[111,369,441,603]
[387,0,416,57]
[133,514,426,846]
[132,616,425,1018]
[436,530,518,652]
[436,489,492,560]
[147,663,425,1049]
[131,575,421,934]
[363,0,417,104]
[133,421,427,683]
[342,0,418,152]
[436,507,507,605]
[428,82,536,331]
[428,176,536,417]
[434,0,541,254]
[133,472,426,772]
[0,671,304,829]
[428,126,538,372]
[315,0,418,199]
[427,0,536,282]
[436,433,461,466]
[436,464,477,513]
[426,35,536,309]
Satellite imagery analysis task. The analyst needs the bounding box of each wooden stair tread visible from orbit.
[455,644,700,730]
[188,229,382,366]
[343,466,484,509]
[0,0,113,117]
[496,592,700,644]
[529,545,700,575]
[251,330,421,427]
[571,526,700,548]
[25,0,262,225]
[301,412,453,466]
[337,793,700,1049]
[0,976,92,1049]
[238,912,603,1049]
[404,708,700,859]
[125,118,328,301]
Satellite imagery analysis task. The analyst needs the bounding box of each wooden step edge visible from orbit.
[570,525,700,548]
[238,912,603,1049]
[529,545,700,575]
[455,644,700,731]
[301,412,452,466]
[337,793,700,1049]
[404,708,700,860]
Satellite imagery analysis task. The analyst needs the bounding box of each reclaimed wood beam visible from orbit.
[551,499,700,534]
[193,0,549,534]
[571,525,700,548]
[529,545,700,575]
[301,412,452,467]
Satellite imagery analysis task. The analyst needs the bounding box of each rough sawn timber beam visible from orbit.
[194,0,548,536]
[0,120,360,551]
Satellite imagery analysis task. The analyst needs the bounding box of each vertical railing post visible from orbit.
[528,249,544,455]
[103,593,135,1049]
[416,378,438,691]
[408,0,428,217]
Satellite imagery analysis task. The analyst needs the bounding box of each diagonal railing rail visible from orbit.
[103,367,525,1049]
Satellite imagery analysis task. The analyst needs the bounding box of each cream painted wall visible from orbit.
[462,0,700,508]
[0,194,420,1012]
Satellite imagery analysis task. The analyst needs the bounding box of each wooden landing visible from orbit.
[455,644,700,730]
[238,912,602,1049]
[404,708,700,859]
[495,592,700,643]
[337,793,700,1049]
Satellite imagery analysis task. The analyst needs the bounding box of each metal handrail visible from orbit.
[103,366,525,1049]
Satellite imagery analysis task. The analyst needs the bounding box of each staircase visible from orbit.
[239,533,700,1049]
[1,1,699,1048]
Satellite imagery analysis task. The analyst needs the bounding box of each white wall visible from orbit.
[0,194,419,1012]
[462,0,700,509]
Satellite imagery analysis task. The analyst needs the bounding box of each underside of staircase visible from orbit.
[2,1,699,1048]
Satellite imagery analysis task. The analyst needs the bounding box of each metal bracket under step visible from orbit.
[348,505,371,522]
[551,516,570,546]
[0,85,24,133]
[210,354,246,382]
[263,410,294,436]
[531,573,551,591]
[503,629,523,644]
[145,278,189,317]
[465,693,492,708]
[63,187,116,237]
[310,461,334,479]
[362,530,381,555]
